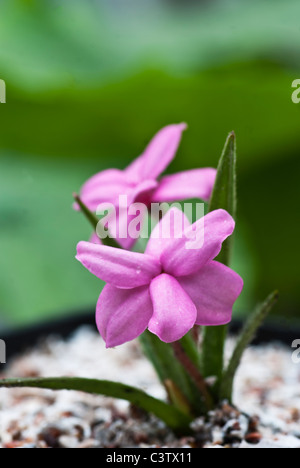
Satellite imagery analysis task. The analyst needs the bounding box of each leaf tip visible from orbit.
[270,290,279,304]
[227,131,236,149]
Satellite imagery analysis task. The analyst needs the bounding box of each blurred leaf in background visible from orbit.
[0,0,300,327]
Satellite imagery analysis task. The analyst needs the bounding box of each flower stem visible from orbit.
[191,325,201,345]
[73,193,121,249]
[164,379,193,417]
[73,193,100,231]
[171,341,213,411]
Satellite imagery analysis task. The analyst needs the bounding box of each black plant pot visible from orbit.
[0,311,299,366]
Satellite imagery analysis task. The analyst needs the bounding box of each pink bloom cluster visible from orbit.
[76,208,243,347]
[76,124,216,248]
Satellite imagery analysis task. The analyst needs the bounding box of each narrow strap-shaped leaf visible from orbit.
[73,193,121,249]
[209,132,237,263]
[0,377,192,432]
[220,291,279,402]
[202,132,237,398]
[202,325,227,397]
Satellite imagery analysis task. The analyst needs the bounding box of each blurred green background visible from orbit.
[0,0,300,328]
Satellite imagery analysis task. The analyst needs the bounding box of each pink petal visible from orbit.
[79,169,134,212]
[131,179,158,205]
[112,206,143,250]
[146,207,191,260]
[90,232,102,244]
[81,169,125,193]
[114,232,138,250]
[161,209,235,277]
[89,216,138,250]
[125,155,147,185]
[76,241,161,289]
[178,261,244,326]
[106,181,157,249]
[96,285,153,348]
[126,124,187,181]
[148,274,197,343]
[152,168,217,203]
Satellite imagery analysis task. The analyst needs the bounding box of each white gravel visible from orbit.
[0,327,299,448]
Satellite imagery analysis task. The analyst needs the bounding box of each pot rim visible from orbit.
[1,311,299,362]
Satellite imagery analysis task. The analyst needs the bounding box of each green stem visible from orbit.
[139,331,205,415]
[73,193,121,249]
[164,380,193,417]
[0,377,192,433]
[172,342,214,411]
[180,331,202,370]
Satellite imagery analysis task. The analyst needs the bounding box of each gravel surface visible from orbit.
[0,327,299,448]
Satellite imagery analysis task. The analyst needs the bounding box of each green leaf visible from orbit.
[202,325,227,396]
[0,377,192,433]
[73,193,121,249]
[220,291,279,402]
[208,131,237,264]
[202,132,237,398]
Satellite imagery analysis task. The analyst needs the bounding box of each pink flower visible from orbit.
[76,208,243,348]
[76,124,216,248]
